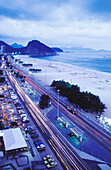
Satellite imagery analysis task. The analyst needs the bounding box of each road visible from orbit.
[14,68,111,155]
[6,70,89,170]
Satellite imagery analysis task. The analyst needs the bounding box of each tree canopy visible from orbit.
[39,94,50,109]
[51,80,106,114]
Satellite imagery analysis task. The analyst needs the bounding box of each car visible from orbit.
[29,130,36,134]
[24,119,30,123]
[28,128,35,131]
[22,117,30,123]
[43,155,52,161]
[37,147,45,152]
[26,126,34,130]
[33,139,41,144]
[37,144,45,149]
[35,141,43,146]
[26,126,34,129]
[46,161,57,169]
[30,133,39,139]
[44,158,54,165]
[15,102,21,107]
[68,132,74,137]
[37,144,46,152]
[25,127,35,133]
[16,106,23,110]
[19,111,25,115]
[20,114,27,118]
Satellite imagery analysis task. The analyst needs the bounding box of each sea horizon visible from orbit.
[29,50,111,75]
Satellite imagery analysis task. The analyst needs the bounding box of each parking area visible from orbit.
[0,70,62,169]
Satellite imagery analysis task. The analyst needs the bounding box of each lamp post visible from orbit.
[56,89,60,119]
[45,69,46,85]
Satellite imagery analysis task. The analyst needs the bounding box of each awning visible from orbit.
[2,128,27,151]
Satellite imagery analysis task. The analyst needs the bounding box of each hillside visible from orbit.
[0,40,56,56]
[20,40,56,56]
[10,43,24,48]
[0,41,17,53]
[52,47,63,52]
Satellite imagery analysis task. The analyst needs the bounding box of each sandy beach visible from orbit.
[16,55,111,119]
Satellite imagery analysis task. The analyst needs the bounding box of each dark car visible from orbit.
[25,127,35,133]
[15,102,21,107]
[30,133,39,138]
[29,130,36,134]
[33,139,41,144]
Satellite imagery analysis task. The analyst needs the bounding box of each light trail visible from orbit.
[25,74,111,147]
[7,70,87,170]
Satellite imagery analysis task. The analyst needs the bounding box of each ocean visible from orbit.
[31,50,111,74]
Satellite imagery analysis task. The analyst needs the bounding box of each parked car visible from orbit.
[44,158,54,165]
[16,106,23,110]
[37,144,46,152]
[33,139,41,144]
[35,141,43,146]
[18,111,25,115]
[30,133,39,139]
[25,127,35,133]
[15,102,21,107]
[46,161,57,169]
[43,155,52,161]
[20,114,27,118]
[22,117,29,123]
[37,144,45,149]
[29,130,36,134]
[26,126,34,130]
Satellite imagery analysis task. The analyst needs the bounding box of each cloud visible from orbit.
[0,0,111,22]
[0,0,111,49]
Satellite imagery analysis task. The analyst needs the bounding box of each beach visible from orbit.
[15,55,111,119]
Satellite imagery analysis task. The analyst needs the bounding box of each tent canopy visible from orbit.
[2,128,27,151]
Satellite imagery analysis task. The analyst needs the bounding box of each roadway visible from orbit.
[6,70,89,170]
[14,68,111,155]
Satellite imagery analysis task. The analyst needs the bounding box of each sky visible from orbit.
[0,0,111,50]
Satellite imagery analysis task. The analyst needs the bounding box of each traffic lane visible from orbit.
[9,70,111,156]
[16,90,73,169]
[26,76,111,142]
[51,98,111,149]
[7,71,64,170]
[25,102,82,170]
[19,85,87,169]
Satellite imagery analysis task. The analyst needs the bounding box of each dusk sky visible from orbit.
[0,0,111,50]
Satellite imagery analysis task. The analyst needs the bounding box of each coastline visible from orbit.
[15,55,111,119]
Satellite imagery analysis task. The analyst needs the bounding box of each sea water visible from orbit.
[33,50,111,74]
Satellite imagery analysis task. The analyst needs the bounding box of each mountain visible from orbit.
[11,43,24,48]
[62,46,95,51]
[62,46,111,53]
[52,47,63,52]
[0,40,56,56]
[19,40,56,56]
[0,41,17,53]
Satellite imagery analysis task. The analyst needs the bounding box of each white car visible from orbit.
[22,117,29,123]
[37,144,45,149]
[20,114,27,118]
[44,158,54,165]
[46,161,57,169]
[43,155,52,161]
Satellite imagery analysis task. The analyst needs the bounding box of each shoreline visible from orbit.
[15,55,111,119]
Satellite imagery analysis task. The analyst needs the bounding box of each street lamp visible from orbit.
[56,89,60,119]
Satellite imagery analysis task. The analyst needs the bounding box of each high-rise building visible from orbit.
[0,45,5,54]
